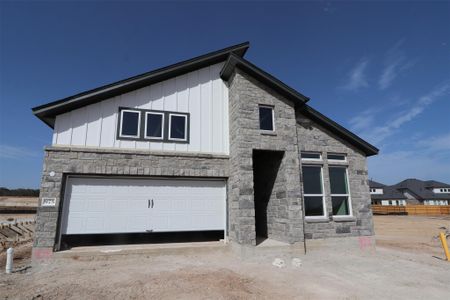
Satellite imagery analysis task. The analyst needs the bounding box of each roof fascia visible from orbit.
[33,42,250,128]
[300,105,379,156]
[220,54,310,105]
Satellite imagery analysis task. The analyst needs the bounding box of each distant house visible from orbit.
[369,180,407,206]
[369,179,450,206]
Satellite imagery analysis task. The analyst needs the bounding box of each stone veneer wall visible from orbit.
[227,69,304,245]
[34,147,229,253]
[296,113,374,239]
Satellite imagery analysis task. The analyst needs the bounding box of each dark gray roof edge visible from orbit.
[424,180,450,188]
[219,54,377,156]
[301,105,379,156]
[369,180,386,188]
[32,42,250,128]
[220,53,310,104]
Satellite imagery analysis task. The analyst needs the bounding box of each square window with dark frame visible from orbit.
[120,110,140,138]
[329,166,351,216]
[169,114,187,141]
[145,112,164,139]
[259,105,274,131]
[302,165,325,217]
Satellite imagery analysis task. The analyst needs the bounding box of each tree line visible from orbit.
[0,187,39,197]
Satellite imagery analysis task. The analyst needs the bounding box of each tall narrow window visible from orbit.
[302,166,325,217]
[145,112,164,140]
[119,110,140,138]
[169,113,187,141]
[329,166,352,216]
[259,105,274,131]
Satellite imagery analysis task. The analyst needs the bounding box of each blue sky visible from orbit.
[1,1,449,188]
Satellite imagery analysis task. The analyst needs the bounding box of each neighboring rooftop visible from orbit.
[371,178,450,201]
[368,180,386,188]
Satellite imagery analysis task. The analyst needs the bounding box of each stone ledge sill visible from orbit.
[44,145,230,159]
[305,218,329,223]
[260,131,277,136]
[332,216,357,222]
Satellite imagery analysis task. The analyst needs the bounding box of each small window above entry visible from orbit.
[327,153,346,161]
[119,109,141,138]
[301,152,322,161]
[259,105,274,131]
[169,113,188,141]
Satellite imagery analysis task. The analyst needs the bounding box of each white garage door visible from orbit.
[61,177,226,234]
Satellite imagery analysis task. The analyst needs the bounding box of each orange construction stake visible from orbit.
[439,232,450,261]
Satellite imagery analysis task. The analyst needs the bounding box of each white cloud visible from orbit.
[0,145,40,159]
[341,58,370,91]
[348,107,379,131]
[418,132,450,151]
[358,81,450,144]
[379,40,416,90]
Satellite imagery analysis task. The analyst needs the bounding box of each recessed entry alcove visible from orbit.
[252,150,285,244]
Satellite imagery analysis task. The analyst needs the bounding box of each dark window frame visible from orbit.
[258,105,275,131]
[116,107,190,143]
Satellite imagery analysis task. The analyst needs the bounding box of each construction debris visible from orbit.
[272,258,285,268]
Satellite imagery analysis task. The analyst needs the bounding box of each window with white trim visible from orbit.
[119,110,140,138]
[329,166,352,216]
[327,153,346,161]
[169,113,187,141]
[144,112,164,140]
[259,105,275,131]
[301,152,322,161]
[302,165,326,217]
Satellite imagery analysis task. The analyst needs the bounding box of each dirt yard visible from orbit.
[0,215,449,299]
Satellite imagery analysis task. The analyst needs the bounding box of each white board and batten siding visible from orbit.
[52,63,229,155]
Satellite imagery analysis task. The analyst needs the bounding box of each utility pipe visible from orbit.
[439,232,450,261]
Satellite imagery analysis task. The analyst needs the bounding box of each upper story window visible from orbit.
[119,109,141,138]
[302,165,326,217]
[370,188,376,193]
[329,166,352,216]
[145,112,164,140]
[259,105,275,131]
[327,153,346,162]
[118,107,189,143]
[301,152,322,161]
[169,113,188,141]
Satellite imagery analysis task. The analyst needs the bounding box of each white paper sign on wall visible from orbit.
[41,197,56,207]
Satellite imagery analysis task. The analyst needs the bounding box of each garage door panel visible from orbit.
[62,177,225,235]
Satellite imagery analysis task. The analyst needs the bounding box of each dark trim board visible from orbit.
[220,53,310,106]
[219,54,378,157]
[300,105,379,156]
[32,42,250,128]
